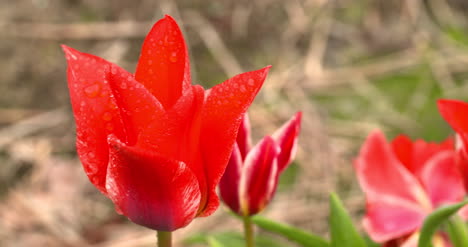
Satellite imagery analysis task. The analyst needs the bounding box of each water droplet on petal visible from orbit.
[240,84,247,92]
[84,84,101,98]
[120,82,128,89]
[248,79,254,86]
[114,205,123,215]
[89,152,96,159]
[102,112,112,121]
[148,60,153,65]
[169,52,178,63]
[106,123,114,131]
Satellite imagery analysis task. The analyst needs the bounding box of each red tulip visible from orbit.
[355,130,463,247]
[438,99,468,191]
[62,15,270,231]
[219,112,302,216]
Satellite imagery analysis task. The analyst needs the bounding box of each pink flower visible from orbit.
[219,112,302,216]
[355,130,463,247]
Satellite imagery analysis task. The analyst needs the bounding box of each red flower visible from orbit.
[355,130,463,247]
[219,112,301,216]
[62,15,270,231]
[438,99,468,191]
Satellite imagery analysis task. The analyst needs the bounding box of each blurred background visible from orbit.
[2,0,468,246]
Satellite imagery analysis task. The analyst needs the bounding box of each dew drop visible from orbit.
[248,79,254,86]
[120,82,128,89]
[69,53,77,60]
[106,123,114,131]
[240,84,247,92]
[88,165,99,177]
[89,152,96,159]
[102,112,112,121]
[108,100,118,110]
[158,40,163,45]
[148,60,153,65]
[149,69,154,74]
[164,36,169,45]
[169,52,178,63]
[111,67,117,75]
[84,84,101,98]
[100,91,109,97]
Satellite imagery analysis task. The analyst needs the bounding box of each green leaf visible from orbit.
[363,235,381,247]
[184,232,287,247]
[207,236,226,247]
[329,193,367,247]
[418,200,468,247]
[447,216,468,247]
[252,215,329,247]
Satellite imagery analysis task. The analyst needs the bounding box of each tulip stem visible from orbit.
[243,215,255,247]
[157,231,172,247]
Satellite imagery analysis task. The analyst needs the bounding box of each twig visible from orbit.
[1,21,154,40]
[0,108,68,149]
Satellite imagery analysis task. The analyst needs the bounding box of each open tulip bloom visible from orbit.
[355,131,465,247]
[62,14,271,236]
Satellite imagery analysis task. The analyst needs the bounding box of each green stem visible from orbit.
[447,216,468,247]
[243,215,255,247]
[157,231,172,247]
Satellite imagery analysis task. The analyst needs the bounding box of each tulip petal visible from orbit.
[391,135,454,176]
[237,114,253,160]
[419,151,465,207]
[398,232,452,247]
[355,131,432,210]
[219,143,243,214]
[391,135,414,172]
[239,136,280,215]
[363,198,426,243]
[135,15,190,109]
[106,136,201,231]
[62,45,126,194]
[438,99,468,134]
[107,64,166,146]
[458,154,468,192]
[133,85,208,213]
[198,66,271,216]
[271,112,302,173]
